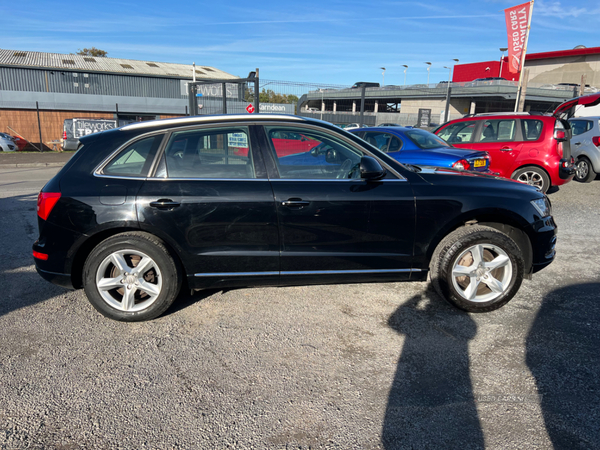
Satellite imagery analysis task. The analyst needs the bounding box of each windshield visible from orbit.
[404,129,452,149]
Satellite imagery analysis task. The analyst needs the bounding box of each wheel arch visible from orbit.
[511,163,552,182]
[425,212,533,278]
[69,227,188,289]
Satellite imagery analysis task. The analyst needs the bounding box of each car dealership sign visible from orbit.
[504,1,533,74]
[259,103,294,114]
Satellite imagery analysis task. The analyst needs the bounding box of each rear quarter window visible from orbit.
[521,119,544,141]
[102,135,163,177]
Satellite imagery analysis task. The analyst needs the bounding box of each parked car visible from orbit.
[350,126,491,173]
[434,93,600,192]
[11,135,28,151]
[569,116,600,182]
[0,132,17,152]
[465,77,508,87]
[34,114,557,321]
[343,123,369,130]
[377,123,402,127]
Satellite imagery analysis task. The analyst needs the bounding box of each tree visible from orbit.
[77,47,108,57]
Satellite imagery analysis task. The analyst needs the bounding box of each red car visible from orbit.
[434,93,600,192]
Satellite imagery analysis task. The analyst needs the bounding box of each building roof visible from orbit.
[0,48,238,80]
[527,46,600,61]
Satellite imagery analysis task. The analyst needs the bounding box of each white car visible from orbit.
[569,116,600,182]
[0,132,17,152]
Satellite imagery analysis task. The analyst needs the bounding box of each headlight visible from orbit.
[531,197,551,217]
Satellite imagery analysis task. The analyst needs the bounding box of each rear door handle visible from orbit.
[149,199,181,209]
[500,147,513,152]
[281,198,310,208]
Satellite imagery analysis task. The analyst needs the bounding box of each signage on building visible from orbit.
[417,109,432,128]
[246,103,255,113]
[72,118,118,138]
[259,103,294,114]
[181,81,240,98]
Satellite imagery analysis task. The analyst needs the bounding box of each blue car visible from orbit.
[350,126,491,172]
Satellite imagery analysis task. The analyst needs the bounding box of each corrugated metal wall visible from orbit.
[0,67,186,99]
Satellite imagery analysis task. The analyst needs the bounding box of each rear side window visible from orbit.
[103,135,162,177]
[569,120,593,136]
[364,132,403,153]
[164,126,255,179]
[437,121,476,144]
[477,119,516,142]
[521,119,544,141]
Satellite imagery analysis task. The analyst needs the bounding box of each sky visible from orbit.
[3,0,599,86]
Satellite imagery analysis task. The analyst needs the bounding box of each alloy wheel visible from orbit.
[95,249,162,312]
[451,244,513,303]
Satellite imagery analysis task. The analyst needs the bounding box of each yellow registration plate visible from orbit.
[474,159,486,168]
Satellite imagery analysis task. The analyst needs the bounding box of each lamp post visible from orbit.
[380,67,386,87]
[402,65,408,85]
[319,88,324,120]
[442,59,459,123]
[425,62,432,85]
[499,47,508,78]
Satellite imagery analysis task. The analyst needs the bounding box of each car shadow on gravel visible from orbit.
[0,193,69,318]
[163,288,222,316]
[526,282,600,449]
[382,290,484,449]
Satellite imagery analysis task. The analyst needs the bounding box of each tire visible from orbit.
[574,157,596,183]
[83,232,182,321]
[430,225,524,312]
[511,166,551,193]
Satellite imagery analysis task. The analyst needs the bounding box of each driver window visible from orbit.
[264,126,364,179]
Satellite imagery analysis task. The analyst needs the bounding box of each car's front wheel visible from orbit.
[430,225,524,312]
[83,232,182,321]
[574,156,596,183]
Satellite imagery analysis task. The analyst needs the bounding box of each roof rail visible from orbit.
[463,111,547,118]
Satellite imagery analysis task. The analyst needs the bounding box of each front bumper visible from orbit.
[529,216,557,274]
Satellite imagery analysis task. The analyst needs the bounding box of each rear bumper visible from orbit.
[35,265,74,289]
[558,158,576,180]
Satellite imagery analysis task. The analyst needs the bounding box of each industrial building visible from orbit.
[0,49,238,149]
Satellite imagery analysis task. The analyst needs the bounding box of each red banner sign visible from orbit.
[246,103,255,114]
[504,1,532,74]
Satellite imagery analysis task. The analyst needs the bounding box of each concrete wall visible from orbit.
[526,55,600,87]
[397,98,471,116]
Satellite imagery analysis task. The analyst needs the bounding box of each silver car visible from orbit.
[0,132,17,152]
[569,117,600,182]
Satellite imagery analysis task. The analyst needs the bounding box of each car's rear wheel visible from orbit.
[512,166,550,193]
[83,232,182,321]
[430,225,524,312]
[574,157,596,183]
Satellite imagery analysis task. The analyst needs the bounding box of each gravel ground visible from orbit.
[0,167,599,449]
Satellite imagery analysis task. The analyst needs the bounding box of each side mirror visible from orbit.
[360,156,386,180]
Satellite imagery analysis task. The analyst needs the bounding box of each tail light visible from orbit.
[63,131,67,140]
[33,251,49,261]
[452,159,471,170]
[592,136,600,147]
[37,192,61,221]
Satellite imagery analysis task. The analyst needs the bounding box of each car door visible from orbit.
[256,123,416,284]
[569,118,595,158]
[136,124,280,289]
[464,118,522,178]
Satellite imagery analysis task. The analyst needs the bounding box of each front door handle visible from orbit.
[281,198,310,208]
[500,147,513,152]
[149,199,181,209]
[575,142,581,146]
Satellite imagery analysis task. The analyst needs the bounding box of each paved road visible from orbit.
[1,167,599,449]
